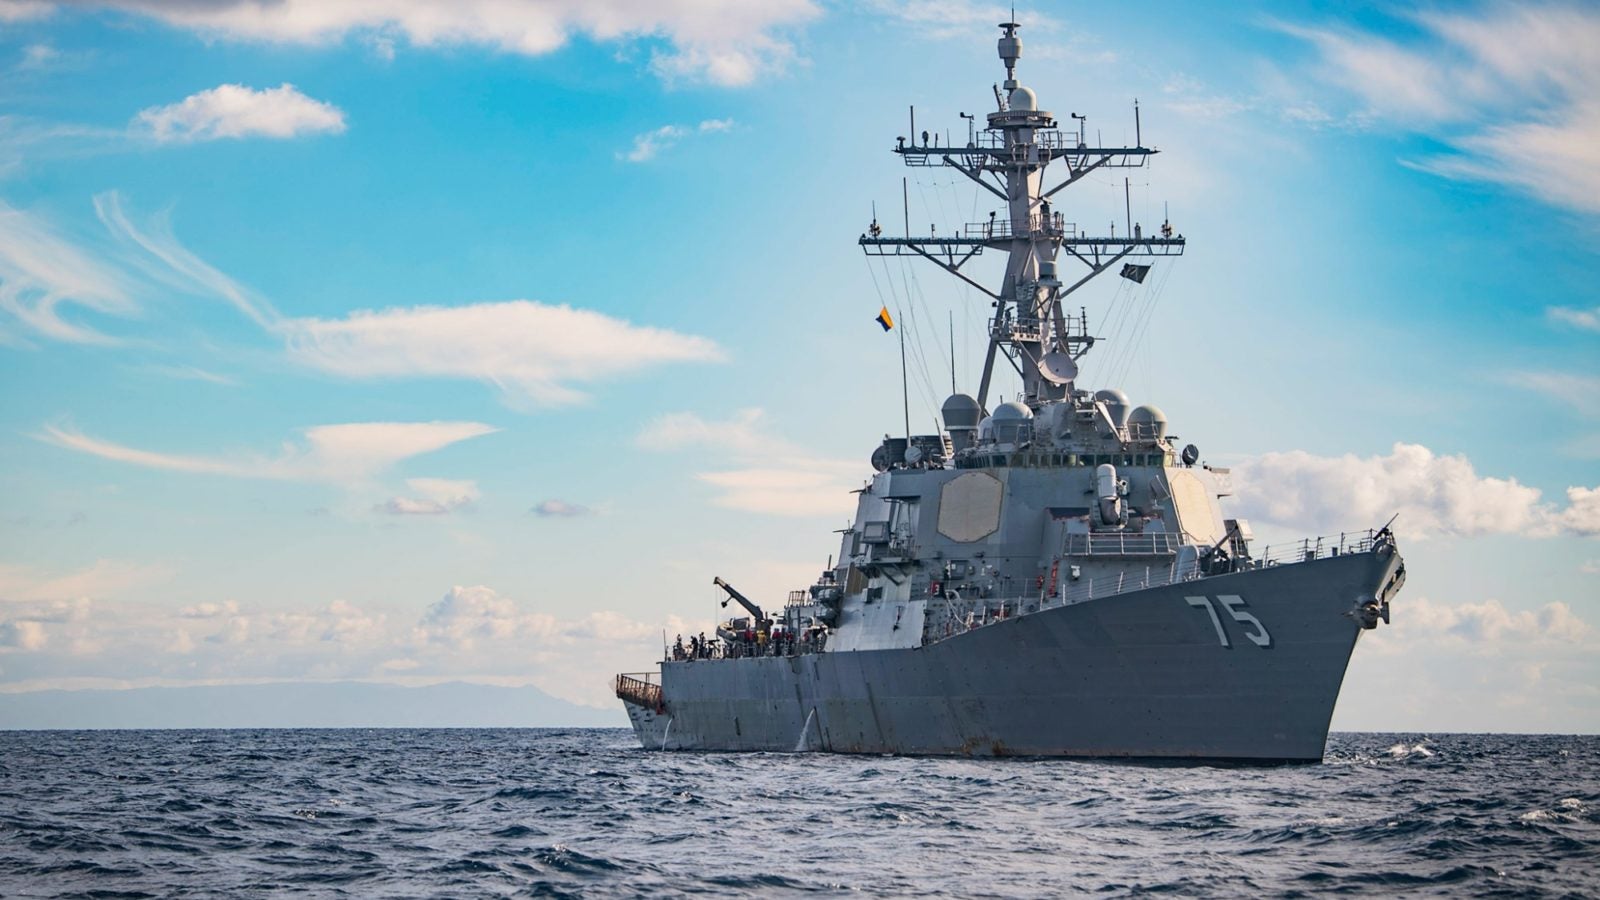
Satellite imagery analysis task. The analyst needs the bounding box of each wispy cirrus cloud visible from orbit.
[637,408,860,517]
[1278,4,1600,214]
[864,0,1057,41]
[134,83,346,143]
[1548,305,1600,333]
[618,117,733,163]
[0,199,135,344]
[94,190,280,329]
[16,0,820,87]
[39,421,498,484]
[1505,371,1600,418]
[6,192,724,405]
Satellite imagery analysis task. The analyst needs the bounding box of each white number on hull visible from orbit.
[1185,595,1274,649]
[1185,596,1230,648]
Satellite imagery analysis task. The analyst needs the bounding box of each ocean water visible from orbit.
[0,730,1595,898]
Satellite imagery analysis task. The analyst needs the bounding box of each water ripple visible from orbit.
[0,730,1595,897]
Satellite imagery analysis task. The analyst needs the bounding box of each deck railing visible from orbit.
[1063,532,1183,557]
[613,673,664,712]
[929,527,1388,644]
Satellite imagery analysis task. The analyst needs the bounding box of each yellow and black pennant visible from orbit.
[875,305,894,331]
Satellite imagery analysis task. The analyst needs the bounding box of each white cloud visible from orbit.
[639,407,780,455]
[16,43,57,70]
[1280,5,1600,214]
[14,193,723,402]
[47,0,820,86]
[378,478,480,515]
[0,199,136,344]
[3,563,592,693]
[178,601,239,619]
[619,117,735,162]
[865,1,1057,41]
[1582,559,1600,575]
[1551,486,1600,536]
[0,559,171,604]
[1548,305,1600,332]
[1506,371,1600,418]
[0,1,51,22]
[532,499,591,518]
[40,420,498,484]
[284,301,723,406]
[1232,442,1600,538]
[95,190,280,329]
[696,466,861,517]
[1390,595,1590,645]
[638,408,861,517]
[0,620,47,650]
[135,83,346,143]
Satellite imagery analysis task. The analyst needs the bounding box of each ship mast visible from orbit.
[860,21,1185,414]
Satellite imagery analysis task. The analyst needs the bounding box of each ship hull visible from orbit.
[622,550,1397,762]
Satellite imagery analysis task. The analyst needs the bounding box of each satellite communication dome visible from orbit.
[993,401,1033,421]
[977,415,995,442]
[1009,86,1038,111]
[1094,389,1131,428]
[1127,404,1168,441]
[941,393,982,430]
[991,401,1033,444]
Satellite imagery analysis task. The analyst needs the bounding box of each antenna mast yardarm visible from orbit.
[860,21,1185,415]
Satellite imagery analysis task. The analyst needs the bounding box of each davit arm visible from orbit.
[712,577,765,622]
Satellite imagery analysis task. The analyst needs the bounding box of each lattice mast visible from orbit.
[860,21,1185,415]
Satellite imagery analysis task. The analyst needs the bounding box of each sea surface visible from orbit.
[0,730,1595,898]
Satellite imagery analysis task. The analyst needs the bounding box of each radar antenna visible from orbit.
[859,22,1185,414]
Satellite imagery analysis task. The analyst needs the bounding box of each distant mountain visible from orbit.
[0,681,628,730]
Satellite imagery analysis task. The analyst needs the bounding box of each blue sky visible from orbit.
[0,0,1596,730]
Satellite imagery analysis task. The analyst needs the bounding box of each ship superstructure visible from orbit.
[614,23,1405,762]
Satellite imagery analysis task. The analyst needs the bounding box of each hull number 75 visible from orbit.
[1185,595,1273,648]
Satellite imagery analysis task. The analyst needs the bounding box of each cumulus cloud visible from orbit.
[284,301,723,406]
[618,117,734,162]
[0,620,48,650]
[35,0,819,86]
[1280,4,1600,214]
[378,478,481,515]
[1395,595,1591,645]
[135,83,346,143]
[0,199,136,344]
[531,499,591,518]
[178,601,239,619]
[40,420,498,484]
[637,408,861,516]
[1232,442,1600,538]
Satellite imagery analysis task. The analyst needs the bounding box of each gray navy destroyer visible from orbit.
[615,22,1406,762]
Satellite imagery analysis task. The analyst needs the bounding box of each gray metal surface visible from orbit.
[626,549,1400,761]
[614,21,1406,762]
